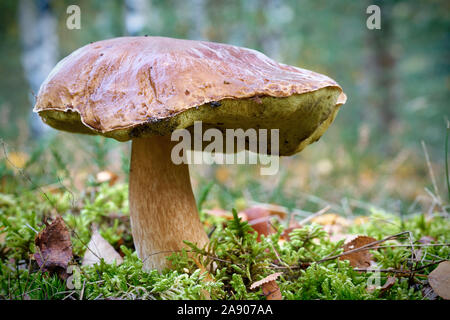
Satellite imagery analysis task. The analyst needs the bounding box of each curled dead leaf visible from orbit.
[34,215,73,279]
[428,261,450,300]
[250,272,283,300]
[339,235,378,268]
[82,227,123,266]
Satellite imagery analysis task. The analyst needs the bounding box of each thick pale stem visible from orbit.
[129,136,208,271]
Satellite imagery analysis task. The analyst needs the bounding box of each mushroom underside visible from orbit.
[37,87,342,156]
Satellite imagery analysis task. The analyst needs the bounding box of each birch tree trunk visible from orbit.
[18,0,59,138]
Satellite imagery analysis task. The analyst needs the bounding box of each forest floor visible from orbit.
[0,133,449,300]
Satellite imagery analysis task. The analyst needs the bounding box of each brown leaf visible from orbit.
[82,227,123,266]
[428,261,450,300]
[339,235,377,268]
[250,272,283,300]
[366,275,396,294]
[242,207,274,241]
[258,203,288,220]
[34,215,73,279]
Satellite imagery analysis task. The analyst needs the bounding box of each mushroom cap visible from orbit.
[34,36,346,155]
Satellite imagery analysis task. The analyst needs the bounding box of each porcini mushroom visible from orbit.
[33,36,346,271]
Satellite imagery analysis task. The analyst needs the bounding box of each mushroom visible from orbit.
[250,272,284,300]
[33,36,346,271]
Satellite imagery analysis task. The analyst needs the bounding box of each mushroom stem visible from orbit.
[129,136,208,271]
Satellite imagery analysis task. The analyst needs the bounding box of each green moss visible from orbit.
[0,183,448,300]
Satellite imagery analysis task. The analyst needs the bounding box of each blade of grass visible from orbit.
[445,119,449,201]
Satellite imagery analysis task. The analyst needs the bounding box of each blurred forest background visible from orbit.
[0,0,448,217]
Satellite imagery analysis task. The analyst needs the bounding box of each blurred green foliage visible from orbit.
[0,0,448,154]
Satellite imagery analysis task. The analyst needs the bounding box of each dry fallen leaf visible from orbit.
[339,235,378,268]
[34,215,73,279]
[250,272,283,300]
[368,276,397,294]
[96,170,119,186]
[428,261,450,300]
[82,228,123,266]
[255,203,287,220]
[242,207,273,241]
[380,276,397,293]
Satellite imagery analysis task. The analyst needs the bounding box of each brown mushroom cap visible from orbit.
[34,36,346,155]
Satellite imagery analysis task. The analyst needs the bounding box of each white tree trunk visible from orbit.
[19,0,59,137]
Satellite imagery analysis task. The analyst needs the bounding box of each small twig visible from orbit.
[375,243,450,249]
[317,231,410,264]
[298,205,331,225]
[353,268,427,277]
[61,291,77,300]
[413,259,448,272]
[269,242,292,273]
[80,279,86,300]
